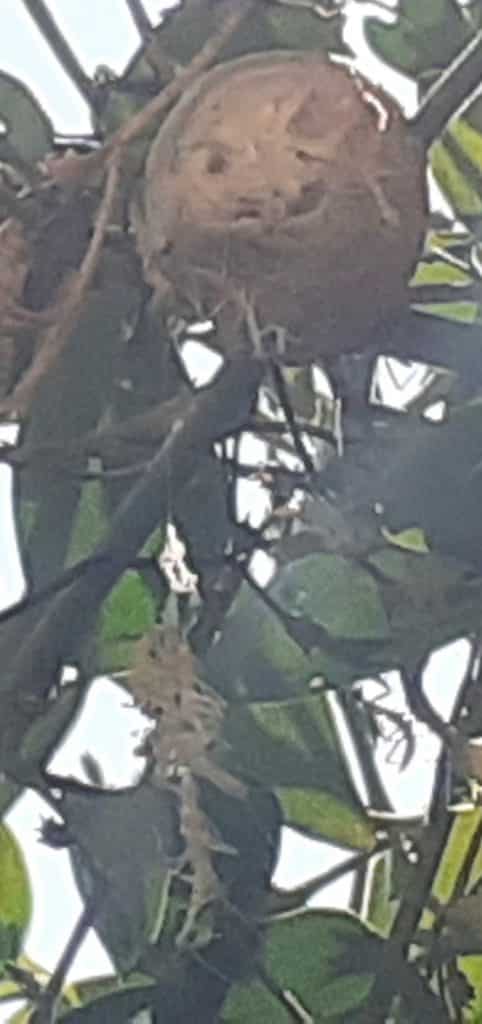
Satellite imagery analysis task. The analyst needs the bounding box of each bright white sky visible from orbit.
[0,0,468,1013]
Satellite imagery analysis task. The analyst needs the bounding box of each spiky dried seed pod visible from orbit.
[138,51,427,362]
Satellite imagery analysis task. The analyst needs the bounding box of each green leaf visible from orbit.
[0,955,51,1008]
[65,784,177,974]
[382,527,429,553]
[0,782,21,824]
[365,854,395,937]
[278,787,373,851]
[205,584,323,701]
[0,826,32,961]
[223,697,374,849]
[66,482,108,566]
[433,809,482,906]
[431,139,482,218]
[19,684,83,776]
[316,973,375,1018]
[451,117,482,175]
[411,300,479,324]
[140,526,165,559]
[265,6,346,54]
[0,977,24,1003]
[426,229,474,252]
[410,260,472,288]
[223,910,379,1022]
[97,571,158,673]
[272,555,390,641]
[0,955,51,1006]
[460,955,482,1022]
[222,979,291,1023]
[379,398,482,569]
[18,284,140,591]
[205,564,390,704]
[5,1006,32,1024]
[0,71,53,165]
[365,0,470,78]
[66,972,153,1009]
[367,547,482,662]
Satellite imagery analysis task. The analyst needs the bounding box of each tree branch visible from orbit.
[268,838,391,914]
[124,0,153,41]
[0,356,262,768]
[411,29,482,148]
[360,641,481,1022]
[269,361,316,477]
[256,965,313,1024]
[114,0,254,151]
[58,0,256,185]
[20,0,95,108]
[32,895,101,1024]
[1,152,121,418]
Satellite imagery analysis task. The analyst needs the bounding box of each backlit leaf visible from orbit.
[272,555,389,641]
[223,909,379,1022]
[223,697,374,849]
[0,826,32,962]
[0,72,52,165]
[97,571,158,673]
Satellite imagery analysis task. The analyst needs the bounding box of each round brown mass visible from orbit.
[138,50,428,362]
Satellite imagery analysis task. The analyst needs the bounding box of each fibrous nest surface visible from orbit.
[139,51,427,361]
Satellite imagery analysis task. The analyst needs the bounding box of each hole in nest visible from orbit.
[289,181,326,216]
[295,149,319,164]
[206,150,228,175]
[234,201,262,221]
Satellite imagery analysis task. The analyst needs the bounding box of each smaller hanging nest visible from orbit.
[137,51,427,362]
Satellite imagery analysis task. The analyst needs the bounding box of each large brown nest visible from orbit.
[138,51,428,362]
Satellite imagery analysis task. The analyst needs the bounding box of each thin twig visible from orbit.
[32,895,101,1024]
[124,0,153,40]
[269,361,316,476]
[363,640,481,1023]
[1,357,262,737]
[0,553,110,627]
[61,461,149,480]
[20,0,94,107]
[268,839,390,914]
[412,29,482,147]
[237,559,385,664]
[428,637,480,822]
[114,0,255,149]
[219,454,307,483]
[63,0,255,182]
[257,964,313,1023]
[452,817,482,901]
[233,418,336,447]
[2,153,121,417]
[402,660,455,748]
[4,1,255,416]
